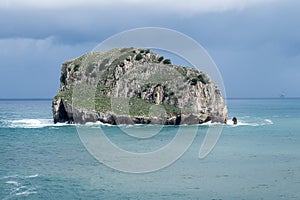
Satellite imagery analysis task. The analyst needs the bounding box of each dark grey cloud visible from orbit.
[0,0,299,98]
[0,5,173,44]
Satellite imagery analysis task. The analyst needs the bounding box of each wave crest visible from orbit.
[0,117,273,129]
[0,118,69,128]
[1,174,39,199]
[224,118,273,127]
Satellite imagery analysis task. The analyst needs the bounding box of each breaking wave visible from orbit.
[1,174,39,199]
[0,118,70,129]
[223,117,273,127]
[0,116,273,129]
[195,117,273,127]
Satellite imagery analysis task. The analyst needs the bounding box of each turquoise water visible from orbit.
[0,99,300,199]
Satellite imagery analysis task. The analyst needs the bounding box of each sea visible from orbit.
[0,98,299,199]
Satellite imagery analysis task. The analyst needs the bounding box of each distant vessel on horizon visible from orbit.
[279,91,286,98]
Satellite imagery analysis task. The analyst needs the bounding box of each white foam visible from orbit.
[83,121,114,127]
[1,174,39,179]
[265,119,273,125]
[5,181,20,186]
[15,190,37,196]
[1,117,274,129]
[2,174,39,198]
[194,117,273,127]
[2,118,70,128]
[0,175,18,179]
[225,118,273,127]
[24,174,39,178]
[81,120,272,128]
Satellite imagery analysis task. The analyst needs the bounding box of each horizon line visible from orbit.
[0,97,300,101]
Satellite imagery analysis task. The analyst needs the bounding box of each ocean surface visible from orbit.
[0,99,299,199]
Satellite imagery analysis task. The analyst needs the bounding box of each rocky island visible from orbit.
[52,48,227,125]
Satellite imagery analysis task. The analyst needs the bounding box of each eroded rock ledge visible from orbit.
[52,48,227,125]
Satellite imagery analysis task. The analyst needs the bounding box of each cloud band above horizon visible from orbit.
[2,0,279,14]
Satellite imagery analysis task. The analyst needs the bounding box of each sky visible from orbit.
[0,0,299,98]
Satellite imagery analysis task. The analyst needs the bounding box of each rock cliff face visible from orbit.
[52,48,227,125]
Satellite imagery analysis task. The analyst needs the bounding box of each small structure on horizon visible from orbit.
[280,90,286,98]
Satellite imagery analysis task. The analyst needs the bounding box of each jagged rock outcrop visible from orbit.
[52,48,227,125]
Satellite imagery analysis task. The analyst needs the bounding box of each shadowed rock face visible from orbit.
[52,48,228,125]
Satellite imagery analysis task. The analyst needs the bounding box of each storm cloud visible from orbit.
[0,0,299,98]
